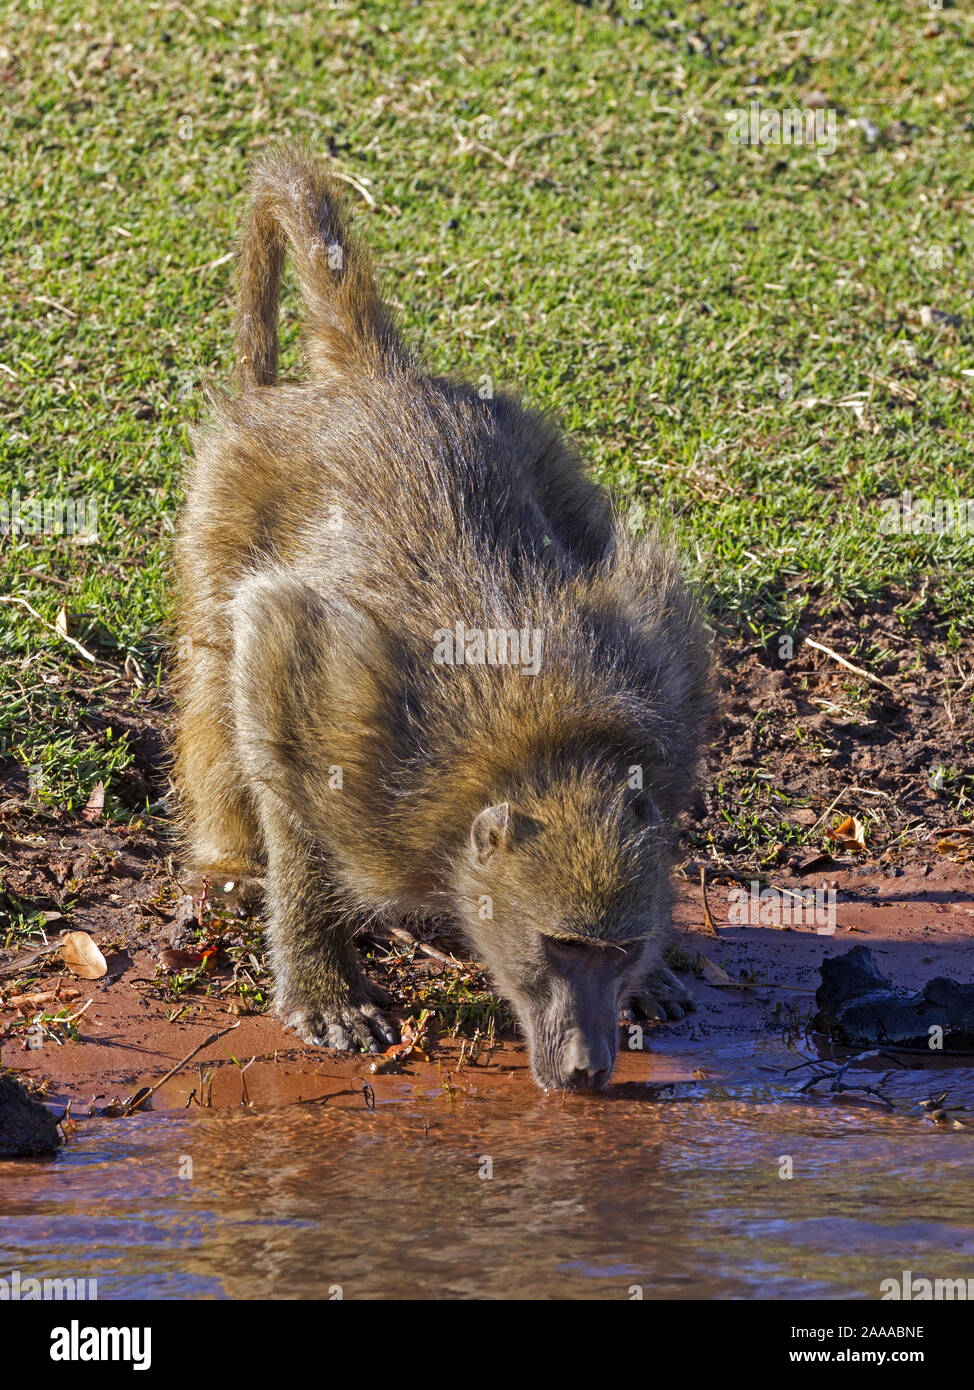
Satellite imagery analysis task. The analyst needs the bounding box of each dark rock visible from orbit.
[0,1074,61,1157]
[813,945,974,1053]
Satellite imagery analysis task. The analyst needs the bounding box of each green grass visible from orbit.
[0,0,972,806]
[408,969,514,1038]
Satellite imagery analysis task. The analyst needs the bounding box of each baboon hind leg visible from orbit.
[175,644,262,884]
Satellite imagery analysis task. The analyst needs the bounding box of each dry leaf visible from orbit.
[60,930,107,979]
[370,1008,432,1072]
[701,957,736,986]
[827,814,867,853]
[81,781,105,823]
[936,839,972,863]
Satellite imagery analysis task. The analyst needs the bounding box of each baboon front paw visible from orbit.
[626,965,695,1022]
[284,1000,399,1053]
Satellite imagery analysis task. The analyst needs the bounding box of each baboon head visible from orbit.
[452,764,674,1092]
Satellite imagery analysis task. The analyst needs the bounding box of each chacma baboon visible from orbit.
[174,146,711,1091]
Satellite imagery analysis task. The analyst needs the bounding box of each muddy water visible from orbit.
[3,1081,973,1299]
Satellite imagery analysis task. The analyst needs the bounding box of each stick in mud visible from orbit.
[295,1082,376,1109]
[120,1021,240,1116]
[790,1048,907,1109]
[699,866,722,939]
[804,637,898,697]
[379,924,469,970]
[0,938,67,978]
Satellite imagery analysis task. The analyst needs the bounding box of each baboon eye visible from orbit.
[544,937,591,965]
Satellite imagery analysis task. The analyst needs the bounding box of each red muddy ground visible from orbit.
[2,592,973,1122]
[3,858,972,1121]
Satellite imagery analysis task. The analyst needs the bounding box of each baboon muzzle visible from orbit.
[526,980,619,1092]
[560,1029,616,1090]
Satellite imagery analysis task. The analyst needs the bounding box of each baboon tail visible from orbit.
[232,145,401,388]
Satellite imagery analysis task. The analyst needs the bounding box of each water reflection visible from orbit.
[1,1088,972,1299]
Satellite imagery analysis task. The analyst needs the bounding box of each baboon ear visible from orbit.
[470,802,510,864]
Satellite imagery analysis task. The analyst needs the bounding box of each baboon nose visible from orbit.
[563,1035,613,1089]
[569,1066,611,1091]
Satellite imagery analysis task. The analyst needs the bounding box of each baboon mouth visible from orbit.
[531,1060,614,1093]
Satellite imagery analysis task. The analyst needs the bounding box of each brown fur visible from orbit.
[173,145,712,1089]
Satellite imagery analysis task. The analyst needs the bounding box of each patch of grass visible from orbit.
[410,971,514,1039]
[0,898,68,951]
[149,904,271,1013]
[0,0,972,808]
[696,767,819,856]
[664,945,707,978]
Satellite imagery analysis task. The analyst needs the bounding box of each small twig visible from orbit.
[21,567,72,591]
[792,1048,907,1109]
[63,997,93,1027]
[187,250,234,276]
[785,1053,836,1075]
[32,294,78,319]
[295,1087,359,1106]
[0,594,103,666]
[119,1022,240,1116]
[380,924,468,969]
[776,885,814,904]
[699,866,721,938]
[709,980,816,994]
[804,638,898,696]
[807,786,850,838]
[4,986,80,1009]
[0,939,66,978]
[237,1055,256,1107]
[295,1080,376,1111]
